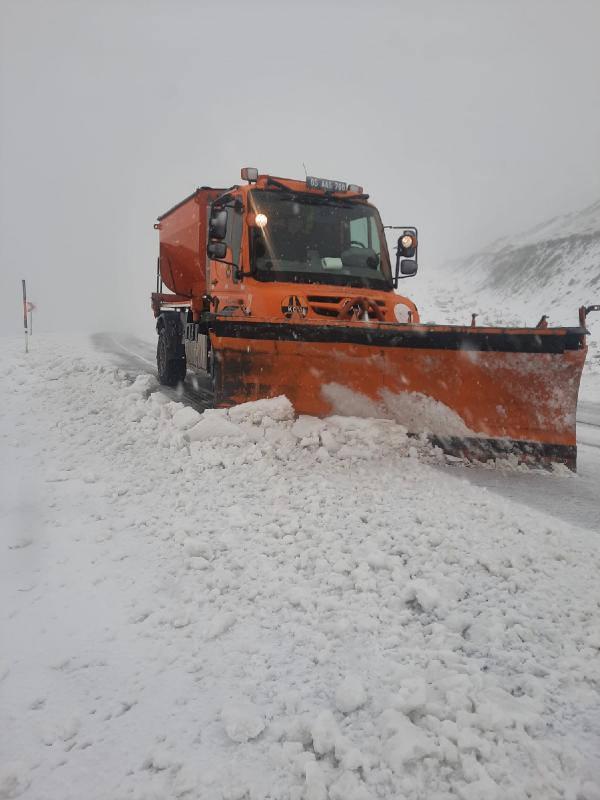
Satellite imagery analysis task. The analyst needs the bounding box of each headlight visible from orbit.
[255,213,268,228]
[394,304,410,323]
[401,234,414,249]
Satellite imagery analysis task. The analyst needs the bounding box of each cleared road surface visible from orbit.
[93,332,600,533]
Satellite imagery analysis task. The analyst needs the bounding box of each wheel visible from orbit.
[157,327,186,386]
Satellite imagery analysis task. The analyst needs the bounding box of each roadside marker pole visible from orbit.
[22,279,28,353]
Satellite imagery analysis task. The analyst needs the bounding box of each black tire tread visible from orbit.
[157,327,186,386]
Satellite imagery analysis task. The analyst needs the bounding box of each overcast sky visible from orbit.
[1,0,599,336]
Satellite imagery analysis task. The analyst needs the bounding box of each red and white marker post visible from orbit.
[22,279,28,353]
[22,280,36,353]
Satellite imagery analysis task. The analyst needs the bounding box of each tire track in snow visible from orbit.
[91,332,213,413]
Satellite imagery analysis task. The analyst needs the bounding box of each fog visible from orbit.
[1,0,599,338]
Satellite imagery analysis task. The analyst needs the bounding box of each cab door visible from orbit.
[207,195,244,299]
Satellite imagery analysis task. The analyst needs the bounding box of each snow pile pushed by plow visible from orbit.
[1,337,600,800]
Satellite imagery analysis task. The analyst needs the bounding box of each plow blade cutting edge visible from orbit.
[210,321,587,470]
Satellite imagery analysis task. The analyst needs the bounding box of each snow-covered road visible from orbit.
[578,402,600,448]
[94,332,600,534]
[2,335,600,800]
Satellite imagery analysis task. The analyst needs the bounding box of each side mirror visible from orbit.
[400,259,418,276]
[207,241,227,259]
[209,209,228,240]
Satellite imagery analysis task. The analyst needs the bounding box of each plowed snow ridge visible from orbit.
[1,336,599,800]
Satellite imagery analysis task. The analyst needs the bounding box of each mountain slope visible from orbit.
[436,198,600,327]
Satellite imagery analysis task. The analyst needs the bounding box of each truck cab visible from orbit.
[203,171,419,326]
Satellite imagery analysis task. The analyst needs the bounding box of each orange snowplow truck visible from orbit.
[152,168,596,469]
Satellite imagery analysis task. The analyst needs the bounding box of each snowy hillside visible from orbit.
[439,197,600,325]
[2,336,600,800]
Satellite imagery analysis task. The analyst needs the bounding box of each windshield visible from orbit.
[249,190,392,289]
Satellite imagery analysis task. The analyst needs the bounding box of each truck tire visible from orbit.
[157,326,186,387]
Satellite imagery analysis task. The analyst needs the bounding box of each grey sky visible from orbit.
[1,0,599,336]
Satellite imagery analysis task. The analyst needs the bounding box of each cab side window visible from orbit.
[369,217,381,258]
[349,217,369,248]
[349,216,380,258]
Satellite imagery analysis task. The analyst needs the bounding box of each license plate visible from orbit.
[306,176,347,192]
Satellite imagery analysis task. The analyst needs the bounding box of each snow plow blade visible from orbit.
[211,321,587,470]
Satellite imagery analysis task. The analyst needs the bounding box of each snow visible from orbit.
[322,383,479,437]
[172,405,202,430]
[581,366,600,404]
[381,711,436,770]
[1,335,600,799]
[188,413,244,442]
[228,395,295,424]
[334,676,367,714]
[221,701,265,743]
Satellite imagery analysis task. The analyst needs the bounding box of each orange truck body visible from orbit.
[152,171,590,469]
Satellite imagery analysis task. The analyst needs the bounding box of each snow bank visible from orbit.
[1,335,599,800]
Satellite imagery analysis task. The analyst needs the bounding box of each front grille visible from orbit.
[311,307,340,317]
[307,295,342,304]
[307,294,386,319]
